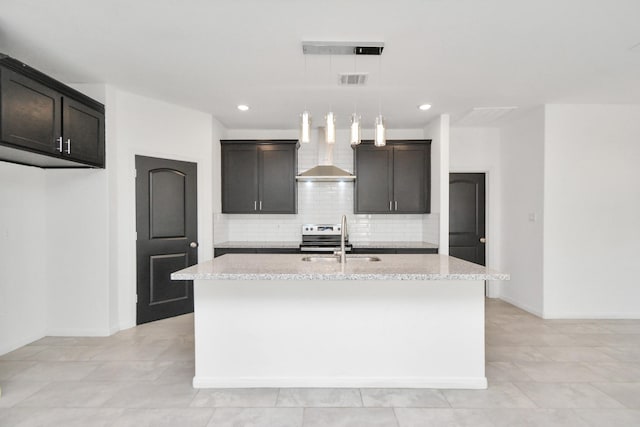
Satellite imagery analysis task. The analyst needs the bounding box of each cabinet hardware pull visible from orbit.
[395,201,398,211]
[480,237,486,243]
[259,201,262,211]
[389,201,392,211]
[56,137,63,153]
[65,139,71,154]
[254,201,257,211]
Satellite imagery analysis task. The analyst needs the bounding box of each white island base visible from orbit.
[192,278,487,389]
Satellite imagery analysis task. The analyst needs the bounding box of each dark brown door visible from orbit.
[221,144,258,213]
[0,68,61,154]
[136,156,198,324]
[354,145,393,213]
[449,173,486,265]
[62,97,105,167]
[258,144,296,213]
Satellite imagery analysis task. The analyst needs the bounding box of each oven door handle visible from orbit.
[300,246,352,252]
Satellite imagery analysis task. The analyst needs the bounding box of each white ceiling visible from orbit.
[1,0,639,129]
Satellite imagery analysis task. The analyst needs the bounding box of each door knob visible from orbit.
[479,237,486,243]
[190,242,199,248]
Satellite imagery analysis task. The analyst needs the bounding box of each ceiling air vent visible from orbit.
[339,73,368,86]
[454,107,518,126]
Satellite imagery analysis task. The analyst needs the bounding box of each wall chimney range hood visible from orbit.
[296,128,356,182]
[296,165,355,182]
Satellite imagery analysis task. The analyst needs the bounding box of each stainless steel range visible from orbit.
[300,224,352,253]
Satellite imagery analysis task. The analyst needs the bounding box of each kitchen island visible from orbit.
[172,254,508,389]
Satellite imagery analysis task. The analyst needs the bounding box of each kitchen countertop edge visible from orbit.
[172,254,508,282]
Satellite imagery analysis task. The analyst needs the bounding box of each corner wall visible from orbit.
[499,107,545,316]
[0,162,47,353]
[109,88,214,330]
[449,126,502,297]
[424,115,450,253]
[543,105,640,318]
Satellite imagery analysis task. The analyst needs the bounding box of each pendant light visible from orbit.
[325,111,336,144]
[299,55,311,143]
[300,111,311,143]
[325,54,336,144]
[374,54,386,147]
[350,113,361,146]
[374,115,386,147]
[349,55,362,146]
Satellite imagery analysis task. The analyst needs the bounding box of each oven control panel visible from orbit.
[302,224,342,235]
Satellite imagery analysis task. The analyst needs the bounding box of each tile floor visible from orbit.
[1,299,639,426]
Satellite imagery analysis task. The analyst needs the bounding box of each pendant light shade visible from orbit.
[300,111,311,143]
[374,115,386,147]
[325,111,336,144]
[350,113,361,146]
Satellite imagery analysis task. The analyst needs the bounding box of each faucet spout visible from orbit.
[339,214,347,265]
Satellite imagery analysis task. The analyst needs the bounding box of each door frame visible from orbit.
[449,169,497,298]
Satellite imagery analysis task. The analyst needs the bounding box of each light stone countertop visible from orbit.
[213,241,438,249]
[172,254,509,281]
[214,241,300,248]
[352,241,438,249]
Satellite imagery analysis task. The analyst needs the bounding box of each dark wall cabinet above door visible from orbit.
[0,54,105,168]
[354,140,431,214]
[221,140,298,214]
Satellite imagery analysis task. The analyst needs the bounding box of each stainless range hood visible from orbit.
[296,129,356,182]
[296,165,355,182]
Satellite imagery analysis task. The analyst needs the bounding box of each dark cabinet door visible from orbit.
[222,144,258,213]
[354,141,431,214]
[0,68,61,155]
[393,144,429,213]
[258,144,296,213]
[354,145,393,213]
[62,97,105,167]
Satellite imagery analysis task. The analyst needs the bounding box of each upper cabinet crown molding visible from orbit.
[0,53,105,168]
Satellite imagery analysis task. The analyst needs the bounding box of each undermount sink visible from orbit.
[301,255,381,263]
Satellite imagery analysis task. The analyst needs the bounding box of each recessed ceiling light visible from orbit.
[418,104,432,111]
[237,104,249,111]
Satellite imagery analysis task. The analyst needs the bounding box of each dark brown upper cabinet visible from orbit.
[0,54,105,168]
[221,140,298,214]
[353,140,431,214]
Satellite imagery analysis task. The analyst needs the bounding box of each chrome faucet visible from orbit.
[335,214,348,264]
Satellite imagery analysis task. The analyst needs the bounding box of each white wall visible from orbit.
[499,107,545,316]
[0,163,47,354]
[42,83,113,336]
[216,128,437,243]
[45,170,111,335]
[424,115,450,253]
[543,105,640,318]
[110,88,214,330]
[450,127,502,297]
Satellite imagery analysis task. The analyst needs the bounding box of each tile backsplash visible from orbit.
[215,182,438,243]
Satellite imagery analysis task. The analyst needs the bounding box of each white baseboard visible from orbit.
[498,295,640,319]
[192,376,488,389]
[542,311,640,320]
[498,295,544,317]
[0,331,46,356]
[46,327,112,337]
